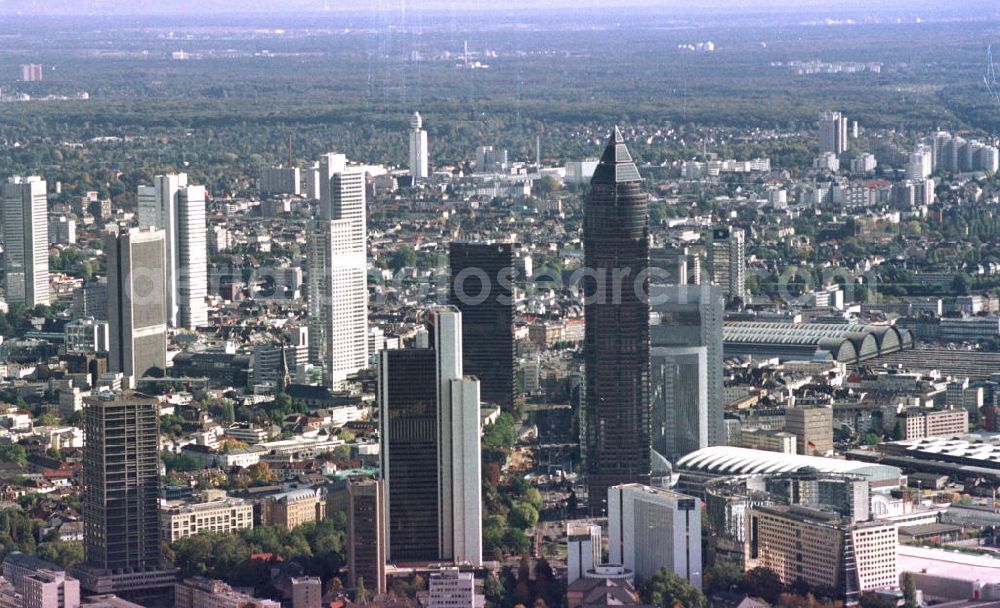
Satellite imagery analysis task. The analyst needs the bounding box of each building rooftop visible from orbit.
[897,544,1000,584]
[676,446,902,483]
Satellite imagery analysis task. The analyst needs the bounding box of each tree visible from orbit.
[704,563,742,593]
[903,573,917,608]
[36,541,84,569]
[355,577,371,604]
[484,571,504,608]
[639,568,706,608]
[389,247,417,272]
[742,567,783,604]
[859,592,896,608]
[508,501,539,530]
[0,443,26,467]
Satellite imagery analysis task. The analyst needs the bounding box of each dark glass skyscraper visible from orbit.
[449,241,516,409]
[378,348,439,561]
[584,127,651,515]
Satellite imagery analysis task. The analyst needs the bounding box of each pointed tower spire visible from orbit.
[591,127,642,185]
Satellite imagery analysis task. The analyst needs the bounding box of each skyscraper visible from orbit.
[73,391,175,596]
[706,227,746,304]
[817,111,848,156]
[1,176,49,307]
[137,173,208,328]
[449,241,517,409]
[308,153,368,386]
[409,112,429,182]
[106,228,168,384]
[347,479,386,595]
[379,308,482,565]
[649,280,725,457]
[583,127,651,516]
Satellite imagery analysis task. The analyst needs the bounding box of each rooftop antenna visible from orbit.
[287,134,293,167]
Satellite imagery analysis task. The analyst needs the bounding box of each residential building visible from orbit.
[137,174,208,328]
[584,128,651,515]
[818,111,848,156]
[347,479,386,595]
[2,176,49,307]
[379,308,482,564]
[106,228,168,385]
[308,153,368,386]
[449,241,517,408]
[745,505,898,602]
[608,484,702,589]
[409,112,429,181]
[706,227,746,304]
[72,391,176,595]
[160,498,253,542]
[785,407,834,456]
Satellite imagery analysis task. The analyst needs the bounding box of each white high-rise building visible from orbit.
[434,310,483,566]
[907,146,933,180]
[308,153,368,386]
[608,484,703,589]
[1,176,49,307]
[707,227,746,304]
[567,522,602,584]
[137,174,208,328]
[817,111,848,156]
[409,112,429,182]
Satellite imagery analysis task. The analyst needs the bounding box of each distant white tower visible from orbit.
[308,152,369,387]
[1,176,49,307]
[409,111,429,182]
[137,173,208,328]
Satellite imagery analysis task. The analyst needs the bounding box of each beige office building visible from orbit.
[260,489,326,530]
[785,407,833,456]
[160,499,254,542]
[174,577,279,608]
[745,505,897,602]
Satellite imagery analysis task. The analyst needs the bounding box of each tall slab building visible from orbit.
[379,308,482,565]
[649,280,725,459]
[1,176,49,307]
[137,173,208,328]
[583,127,651,515]
[73,391,175,596]
[106,228,168,384]
[308,153,369,386]
[449,241,517,409]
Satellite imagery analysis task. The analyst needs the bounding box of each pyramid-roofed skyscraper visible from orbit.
[583,127,651,515]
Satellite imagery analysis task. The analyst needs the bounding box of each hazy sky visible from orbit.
[0,0,985,14]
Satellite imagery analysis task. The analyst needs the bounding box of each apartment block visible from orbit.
[160,498,254,542]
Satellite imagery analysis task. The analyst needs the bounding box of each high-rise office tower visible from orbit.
[649,278,725,458]
[73,391,175,595]
[1,176,49,307]
[347,479,386,595]
[706,227,746,304]
[566,522,602,584]
[137,173,208,328]
[379,308,482,565]
[583,127,651,516]
[409,112,429,182]
[608,484,702,588]
[308,153,368,386]
[106,228,168,384]
[817,111,848,156]
[449,241,517,409]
